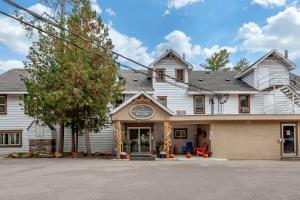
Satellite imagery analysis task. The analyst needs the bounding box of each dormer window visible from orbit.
[156,69,165,82]
[176,69,184,82]
[0,95,7,115]
[157,96,167,107]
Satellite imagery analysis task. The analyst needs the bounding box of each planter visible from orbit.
[156,145,162,158]
[160,152,167,159]
[121,154,126,159]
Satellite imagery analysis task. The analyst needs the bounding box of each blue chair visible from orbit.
[182,142,193,154]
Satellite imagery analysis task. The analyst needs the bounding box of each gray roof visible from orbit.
[0,69,28,93]
[188,71,256,91]
[120,70,154,91]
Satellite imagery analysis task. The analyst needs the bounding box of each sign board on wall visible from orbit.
[130,104,155,120]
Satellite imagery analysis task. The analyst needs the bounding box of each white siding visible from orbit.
[152,57,194,115]
[0,95,32,154]
[242,72,255,88]
[28,123,55,140]
[60,125,115,153]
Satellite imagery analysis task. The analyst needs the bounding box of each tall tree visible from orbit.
[63,0,121,155]
[203,49,231,71]
[233,57,249,72]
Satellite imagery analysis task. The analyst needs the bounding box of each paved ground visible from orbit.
[1,157,300,200]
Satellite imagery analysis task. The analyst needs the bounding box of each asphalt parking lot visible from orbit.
[0,157,300,200]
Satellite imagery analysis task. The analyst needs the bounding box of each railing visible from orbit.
[258,72,300,114]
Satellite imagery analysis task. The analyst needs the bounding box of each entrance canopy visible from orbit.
[110,91,173,122]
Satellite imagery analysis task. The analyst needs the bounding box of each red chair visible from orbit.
[194,143,207,157]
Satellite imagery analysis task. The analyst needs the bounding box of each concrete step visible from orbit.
[130,154,155,161]
[281,156,300,161]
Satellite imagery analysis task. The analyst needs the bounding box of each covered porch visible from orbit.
[110,91,211,158]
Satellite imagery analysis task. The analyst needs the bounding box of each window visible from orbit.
[0,131,22,147]
[194,95,205,114]
[156,69,165,82]
[239,95,250,113]
[0,95,7,115]
[176,69,184,82]
[174,129,187,139]
[115,94,125,108]
[157,96,167,107]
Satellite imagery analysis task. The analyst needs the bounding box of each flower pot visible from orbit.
[156,145,162,158]
[121,154,126,159]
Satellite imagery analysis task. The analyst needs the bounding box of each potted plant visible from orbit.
[120,151,127,159]
[160,151,167,159]
[122,138,131,154]
[155,139,163,158]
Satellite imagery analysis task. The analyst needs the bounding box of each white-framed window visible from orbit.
[0,95,7,115]
[0,131,22,147]
[157,96,167,107]
[194,95,205,114]
[174,129,187,139]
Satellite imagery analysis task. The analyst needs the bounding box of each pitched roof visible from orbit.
[110,91,174,115]
[0,69,28,93]
[235,49,296,79]
[188,71,257,92]
[120,70,153,92]
[149,49,193,69]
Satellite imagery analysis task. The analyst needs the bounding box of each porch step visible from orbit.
[130,154,155,161]
[281,156,300,161]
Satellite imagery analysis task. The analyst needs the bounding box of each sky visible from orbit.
[0,0,300,74]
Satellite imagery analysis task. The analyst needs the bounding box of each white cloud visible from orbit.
[108,25,154,66]
[167,0,204,9]
[0,59,23,72]
[0,15,36,55]
[28,3,51,16]
[155,30,236,61]
[238,6,300,59]
[155,30,201,60]
[105,8,116,16]
[91,0,102,14]
[252,0,286,7]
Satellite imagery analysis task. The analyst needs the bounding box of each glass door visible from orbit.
[128,128,151,154]
[282,124,297,156]
[128,129,139,154]
[140,128,150,153]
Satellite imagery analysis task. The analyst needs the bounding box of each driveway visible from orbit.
[0,157,300,200]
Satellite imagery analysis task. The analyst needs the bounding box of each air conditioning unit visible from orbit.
[242,107,250,113]
[176,110,186,115]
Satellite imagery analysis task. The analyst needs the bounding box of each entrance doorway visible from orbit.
[281,124,297,156]
[127,127,151,154]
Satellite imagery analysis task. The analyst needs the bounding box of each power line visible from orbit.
[2,0,212,93]
[0,9,189,91]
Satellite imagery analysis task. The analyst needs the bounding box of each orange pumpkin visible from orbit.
[169,154,175,158]
[204,154,209,158]
[186,153,192,158]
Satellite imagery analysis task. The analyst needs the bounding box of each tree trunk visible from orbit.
[71,124,75,153]
[84,109,92,156]
[75,125,79,153]
[57,122,64,153]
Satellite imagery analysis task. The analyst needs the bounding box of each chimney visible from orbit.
[284,49,288,59]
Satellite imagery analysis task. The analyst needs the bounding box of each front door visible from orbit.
[128,128,151,154]
[282,124,297,156]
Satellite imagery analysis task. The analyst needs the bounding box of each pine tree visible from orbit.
[203,49,231,71]
[233,57,249,72]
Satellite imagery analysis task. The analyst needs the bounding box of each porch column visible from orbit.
[114,121,122,159]
[163,121,172,154]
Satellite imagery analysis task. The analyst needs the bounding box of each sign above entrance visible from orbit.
[130,104,155,120]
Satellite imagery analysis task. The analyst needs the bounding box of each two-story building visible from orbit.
[1,49,300,159]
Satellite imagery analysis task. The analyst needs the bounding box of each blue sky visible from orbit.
[0,0,300,74]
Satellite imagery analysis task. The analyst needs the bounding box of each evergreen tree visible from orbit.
[233,57,249,72]
[203,49,231,71]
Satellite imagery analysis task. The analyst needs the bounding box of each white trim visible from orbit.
[149,49,193,69]
[235,49,296,79]
[187,91,258,95]
[122,91,154,94]
[110,91,174,115]
[0,92,27,94]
